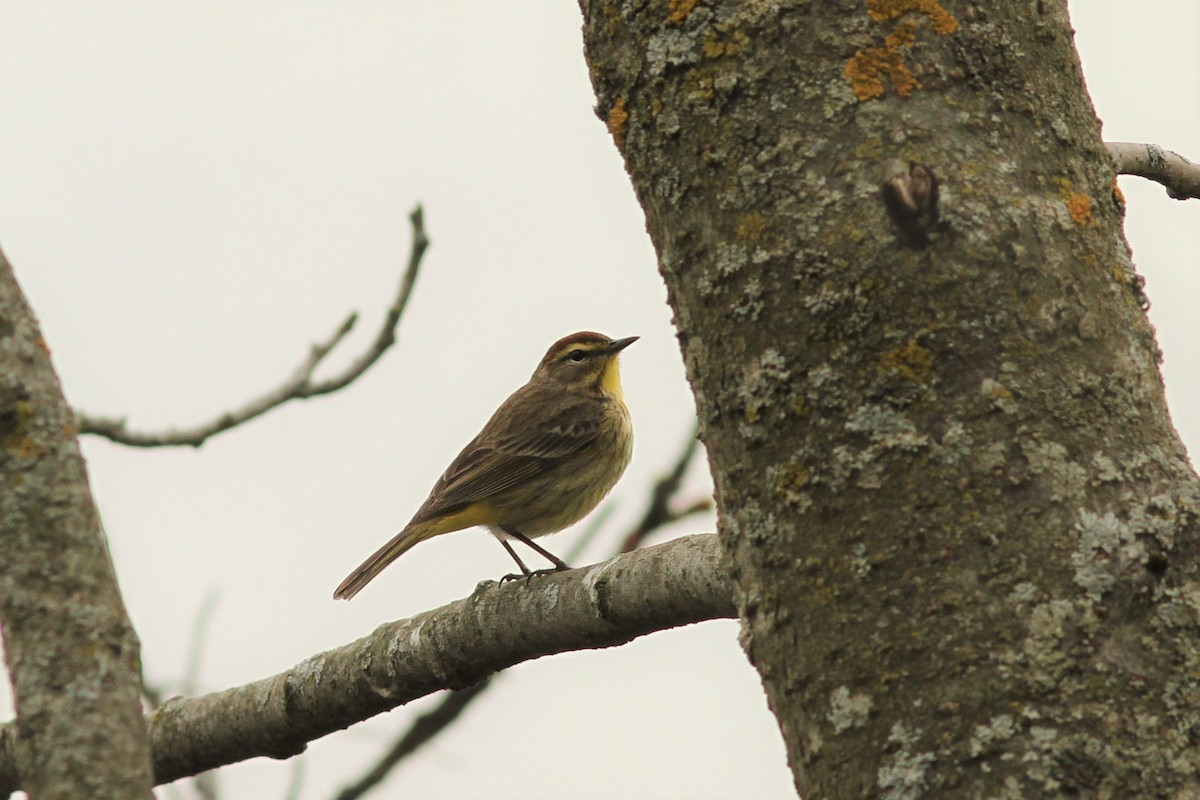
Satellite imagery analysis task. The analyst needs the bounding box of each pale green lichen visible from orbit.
[1091,452,1121,483]
[1021,599,1076,689]
[1008,581,1038,604]
[969,714,1017,757]
[714,241,749,277]
[737,348,791,431]
[1022,440,1088,503]
[980,377,1017,414]
[829,404,931,490]
[732,275,765,320]
[977,441,1009,473]
[877,722,935,800]
[828,685,873,733]
[850,542,872,577]
[802,282,849,315]
[645,27,702,74]
[845,404,929,451]
[291,653,327,690]
[1072,509,1140,602]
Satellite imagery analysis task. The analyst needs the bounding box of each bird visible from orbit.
[334,331,637,600]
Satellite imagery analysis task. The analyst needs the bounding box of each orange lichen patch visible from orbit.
[1111,179,1126,211]
[8,435,45,459]
[606,98,629,148]
[777,461,810,492]
[879,339,934,384]
[667,0,699,24]
[1065,191,1093,226]
[867,0,958,35]
[735,213,767,242]
[703,28,750,58]
[845,21,921,101]
[35,335,50,355]
[683,68,715,102]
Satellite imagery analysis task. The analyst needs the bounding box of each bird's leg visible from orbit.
[498,528,570,583]
[498,538,533,583]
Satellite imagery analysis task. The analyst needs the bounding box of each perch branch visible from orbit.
[0,533,731,794]
[331,425,711,799]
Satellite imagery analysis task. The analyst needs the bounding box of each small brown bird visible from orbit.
[334,331,636,600]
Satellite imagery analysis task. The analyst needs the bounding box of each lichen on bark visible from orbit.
[0,247,154,798]
[580,1,1200,796]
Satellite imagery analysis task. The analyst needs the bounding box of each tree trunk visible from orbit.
[581,1,1200,796]
[0,247,154,798]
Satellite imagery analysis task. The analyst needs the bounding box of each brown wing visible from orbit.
[407,384,603,525]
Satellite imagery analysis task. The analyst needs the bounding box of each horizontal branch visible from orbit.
[1106,141,1200,201]
[77,205,430,447]
[333,424,713,798]
[0,534,731,794]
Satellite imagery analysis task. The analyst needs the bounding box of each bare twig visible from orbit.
[141,590,224,800]
[0,534,733,794]
[183,591,221,695]
[332,681,491,800]
[77,205,431,447]
[1107,142,1200,201]
[621,424,710,553]
[183,592,223,800]
[330,427,712,800]
[281,759,305,800]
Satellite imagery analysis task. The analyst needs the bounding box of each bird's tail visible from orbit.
[333,524,428,600]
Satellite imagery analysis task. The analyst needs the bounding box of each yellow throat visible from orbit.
[599,356,625,399]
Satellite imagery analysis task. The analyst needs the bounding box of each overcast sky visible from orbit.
[0,3,1196,799]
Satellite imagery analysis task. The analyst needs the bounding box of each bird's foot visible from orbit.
[499,565,567,584]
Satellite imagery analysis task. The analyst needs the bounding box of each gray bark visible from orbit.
[0,246,155,798]
[0,533,732,792]
[580,1,1200,797]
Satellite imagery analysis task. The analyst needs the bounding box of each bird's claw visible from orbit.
[499,566,565,584]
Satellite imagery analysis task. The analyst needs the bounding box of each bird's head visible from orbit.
[535,331,638,397]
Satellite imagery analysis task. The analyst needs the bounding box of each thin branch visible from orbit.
[142,590,224,800]
[77,205,431,447]
[280,759,305,800]
[332,682,491,800]
[331,426,713,800]
[182,591,223,800]
[1106,142,1200,201]
[0,534,730,794]
[621,424,710,553]
[183,590,222,696]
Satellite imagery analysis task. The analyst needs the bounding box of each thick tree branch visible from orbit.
[1107,141,1200,200]
[0,533,731,794]
[580,2,1200,794]
[0,246,155,796]
[77,205,430,447]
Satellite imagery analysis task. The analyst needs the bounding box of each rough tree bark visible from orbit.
[581,1,1200,797]
[0,247,155,797]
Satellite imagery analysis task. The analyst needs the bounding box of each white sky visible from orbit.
[0,3,1196,799]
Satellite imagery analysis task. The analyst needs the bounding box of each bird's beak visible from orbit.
[607,336,639,354]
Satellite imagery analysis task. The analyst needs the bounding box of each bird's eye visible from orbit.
[568,350,586,363]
